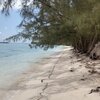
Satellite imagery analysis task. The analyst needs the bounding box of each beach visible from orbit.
[1,46,100,100]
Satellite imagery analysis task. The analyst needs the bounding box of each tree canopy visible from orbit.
[1,0,100,53]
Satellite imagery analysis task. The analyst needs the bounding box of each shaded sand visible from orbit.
[1,46,100,100]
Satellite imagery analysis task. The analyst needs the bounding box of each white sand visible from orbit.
[1,46,100,100]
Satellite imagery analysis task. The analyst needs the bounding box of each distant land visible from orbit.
[0,42,9,44]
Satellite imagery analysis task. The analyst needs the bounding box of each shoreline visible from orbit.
[1,46,100,100]
[0,46,64,100]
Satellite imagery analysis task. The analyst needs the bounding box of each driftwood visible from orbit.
[89,87,100,94]
[90,42,100,60]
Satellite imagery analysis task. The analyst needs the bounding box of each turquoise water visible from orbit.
[0,43,61,89]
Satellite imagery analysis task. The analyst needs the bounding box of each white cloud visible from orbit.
[0,0,34,10]
[0,0,22,10]
[14,0,22,9]
[14,0,33,9]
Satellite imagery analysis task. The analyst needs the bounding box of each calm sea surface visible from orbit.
[0,43,61,89]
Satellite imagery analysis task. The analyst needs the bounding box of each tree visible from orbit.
[1,0,100,54]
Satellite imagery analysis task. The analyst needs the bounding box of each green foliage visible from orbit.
[72,1,100,54]
[1,0,100,54]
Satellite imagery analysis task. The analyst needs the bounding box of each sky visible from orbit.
[0,10,22,41]
[0,0,22,41]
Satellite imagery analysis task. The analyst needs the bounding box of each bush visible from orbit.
[71,11,100,54]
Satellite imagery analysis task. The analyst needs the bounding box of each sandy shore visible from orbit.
[1,46,100,100]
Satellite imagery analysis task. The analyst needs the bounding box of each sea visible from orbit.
[0,43,62,89]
